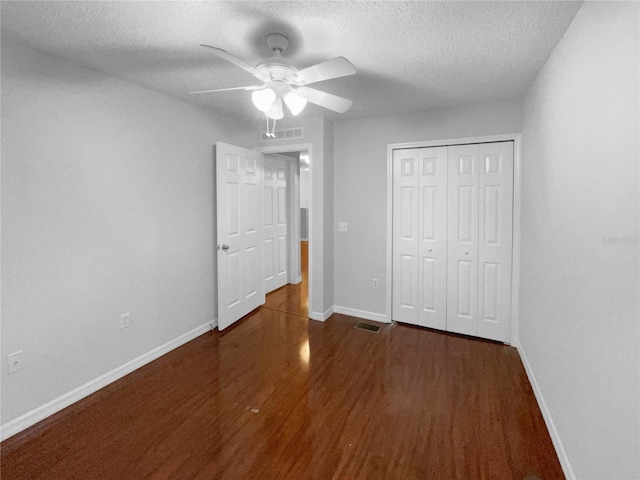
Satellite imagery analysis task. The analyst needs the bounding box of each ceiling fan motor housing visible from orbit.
[257,33,304,83]
[256,58,298,83]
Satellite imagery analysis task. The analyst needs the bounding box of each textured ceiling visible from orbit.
[1,1,582,126]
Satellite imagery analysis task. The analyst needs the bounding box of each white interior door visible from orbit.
[392,147,448,329]
[216,142,265,331]
[264,156,288,293]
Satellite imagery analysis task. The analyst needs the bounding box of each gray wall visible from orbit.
[332,99,523,316]
[323,118,335,310]
[519,2,639,478]
[1,38,253,427]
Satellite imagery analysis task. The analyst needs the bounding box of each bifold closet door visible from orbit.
[392,147,447,329]
[446,142,513,342]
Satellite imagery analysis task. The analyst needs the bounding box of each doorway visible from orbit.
[262,239,308,317]
[260,148,310,318]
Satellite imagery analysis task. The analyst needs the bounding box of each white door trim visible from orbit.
[258,143,313,311]
[386,133,522,345]
[288,159,302,284]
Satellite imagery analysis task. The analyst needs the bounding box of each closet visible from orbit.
[392,141,514,343]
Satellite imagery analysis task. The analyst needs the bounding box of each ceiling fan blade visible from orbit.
[295,57,357,85]
[188,85,263,95]
[200,44,266,81]
[295,86,353,113]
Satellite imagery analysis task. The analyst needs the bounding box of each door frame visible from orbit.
[258,143,313,314]
[386,133,522,345]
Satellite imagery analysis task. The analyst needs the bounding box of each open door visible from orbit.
[216,142,265,330]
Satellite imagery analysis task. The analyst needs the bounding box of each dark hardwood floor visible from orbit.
[1,241,563,479]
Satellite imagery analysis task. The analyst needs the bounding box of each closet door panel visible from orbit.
[477,142,513,342]
[392,149,420,324]
[417,147,448,330]
[447,144,479,337]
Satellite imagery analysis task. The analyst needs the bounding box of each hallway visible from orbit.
[261,241,309,318]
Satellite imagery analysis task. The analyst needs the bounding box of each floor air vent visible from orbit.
[355,322,380,333]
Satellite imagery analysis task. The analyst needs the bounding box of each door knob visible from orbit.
[221,244,230,251]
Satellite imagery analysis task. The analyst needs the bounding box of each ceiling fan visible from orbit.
[189,33,357,120]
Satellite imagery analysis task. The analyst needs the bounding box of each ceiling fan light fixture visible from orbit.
[266,97,284,120]
[284,91,307,115]
[195,36,357,120]
[251,88,276,112]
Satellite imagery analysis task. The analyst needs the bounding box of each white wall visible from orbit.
[519,2,639,478]
[1,38,253,431]
[332,99,523,316]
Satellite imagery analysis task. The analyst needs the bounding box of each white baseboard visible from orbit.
[0,321,214,441]
[333,305,389,324]
[211,318,218,330]
[309,306,334,322]
[515,340,574,480]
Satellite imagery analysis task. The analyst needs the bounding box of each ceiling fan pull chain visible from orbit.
[264,114,277,138]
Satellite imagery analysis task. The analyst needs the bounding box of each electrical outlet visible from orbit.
[372,278,379,289]
[8,350,25,373]
[338,222,348,232]
[120,313,131,330]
